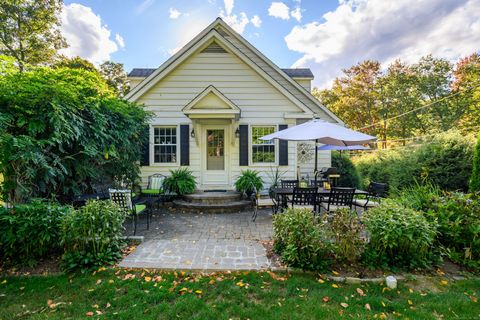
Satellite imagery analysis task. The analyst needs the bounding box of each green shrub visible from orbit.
[397,182,441,212]
[422,192,480,269]
[273,208,333,271]
[332,152,360,188]
[234,170,264,195]
[470,133,480,192]
[354,130,475,192]
[329,209,365,263]
[363,200,437,269]
[0,200,70,266]
[61,200,127,272]
[163,168,197,195]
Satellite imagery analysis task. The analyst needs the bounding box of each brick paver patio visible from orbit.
[118,209,275,271]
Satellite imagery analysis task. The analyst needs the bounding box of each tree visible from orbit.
[470,133,480,192]
[0,66,151,203]
[452,53,480,131]
[313,60,382,137]
[55,56,98,73]
[0,0,66,71]
[100,61,130,96]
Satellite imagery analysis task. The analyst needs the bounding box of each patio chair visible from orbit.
[321,187,355,212]
[291,187,319,213]
[141,174,166,209]
[109,189,149,235]
[251,187,278,222]
[279,179,299,210]
[353,182,388,210]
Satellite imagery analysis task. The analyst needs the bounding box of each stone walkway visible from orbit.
[118,209,275,271]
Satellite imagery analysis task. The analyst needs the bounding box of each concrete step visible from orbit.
[183,190,242,204]
[172,199,251,214]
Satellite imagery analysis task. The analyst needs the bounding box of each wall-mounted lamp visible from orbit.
[190,128,195,138]
[235,127,240,138]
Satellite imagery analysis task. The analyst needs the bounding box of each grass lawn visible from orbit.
[0,269,478,319]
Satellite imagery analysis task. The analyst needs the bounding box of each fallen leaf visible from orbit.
[108,279,114,284]
[236,281,245,287]
[356,288,366,296]
[408,288,414,293]
[381,301,386,307]
[318,278,325,284]
[144,276,152,282]
[96,279,102,285]
[332,270,340,276]
[332,284,339,288]
[440,280,448,286]
[470,296,478,303]
[86,311,94,316]
[365,303,371,311]
[322,296,330,302]
[195,290,202,294]
[106,302,111,308]
[179,287,188,293]
[408,300,413,305]
[340,302,349,308]
[96,310,103,315]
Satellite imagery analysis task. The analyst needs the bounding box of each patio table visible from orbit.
[271,187,368,210]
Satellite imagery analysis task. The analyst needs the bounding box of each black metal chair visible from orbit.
[141,174,166,209]
[279,179,298,210]
[291,187,319,213]
[321,187,355,212]
[353,182,388,210]
[251,187,279,222]
[109,189,149,235]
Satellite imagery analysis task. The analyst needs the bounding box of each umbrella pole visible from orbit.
[314,139,318,186]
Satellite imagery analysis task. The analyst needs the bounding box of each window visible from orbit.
[251,126,275,163]
[153,127,177,163]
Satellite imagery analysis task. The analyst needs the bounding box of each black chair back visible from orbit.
[281,179,299,188]
[368,182,388,198]
[328,187,355,208]
[292,187,318,206]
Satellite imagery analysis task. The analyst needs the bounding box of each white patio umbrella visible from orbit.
[261,118,376,173]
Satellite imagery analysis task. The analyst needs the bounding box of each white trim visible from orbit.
[183,85,241,120]
[284,113,314,119]
[150,125,179,166]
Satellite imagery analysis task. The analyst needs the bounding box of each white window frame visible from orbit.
[250,125,277,166]
[151,125,179,166]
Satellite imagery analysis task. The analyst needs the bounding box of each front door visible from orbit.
[202,126,229,188]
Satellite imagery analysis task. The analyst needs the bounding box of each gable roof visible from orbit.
[128,67,314,79]
[125,18,343,124]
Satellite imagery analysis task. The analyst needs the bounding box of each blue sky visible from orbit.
[61,0,480,88]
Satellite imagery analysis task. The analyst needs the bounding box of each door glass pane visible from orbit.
[206,129,224,170]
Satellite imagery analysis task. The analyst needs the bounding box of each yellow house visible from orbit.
[125,18,342,190]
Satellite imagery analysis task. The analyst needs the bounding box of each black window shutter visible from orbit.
[278,124,288,166]
[140,126,150,166]
[180,124,190,166]
[239,125,248,166]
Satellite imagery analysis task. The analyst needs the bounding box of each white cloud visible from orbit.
[268,2,290,20]
[60,3,119,64]
[251,15,262,28]
[224,0,234,15]
[291,7,302,22]
[285,0,480,88]
[115,33,125,48]
[135,0,155,15]
[219,0,260,34]
[169,8,181,19]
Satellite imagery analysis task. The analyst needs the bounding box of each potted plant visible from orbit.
[163,168,197,196]
[234,170,264,198]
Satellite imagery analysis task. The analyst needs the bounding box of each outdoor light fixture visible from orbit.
[190,129,195,138]
[235,127,240,138]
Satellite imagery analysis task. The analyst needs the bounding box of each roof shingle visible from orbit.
[128,67,313,79]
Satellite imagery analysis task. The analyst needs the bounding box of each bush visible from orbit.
[422,192,480,269]
[354,130,475,192]
[0,200,70,266]
[273,208,333,271]
[397,182,441,212]
[0,66,151,203]
[329,209,365,263]
[163,168,197,196]
[470,133,480,192]
[61,200,127,272]
[363,200,437,269]
[234,170,264,195]
[332,152,360,188]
